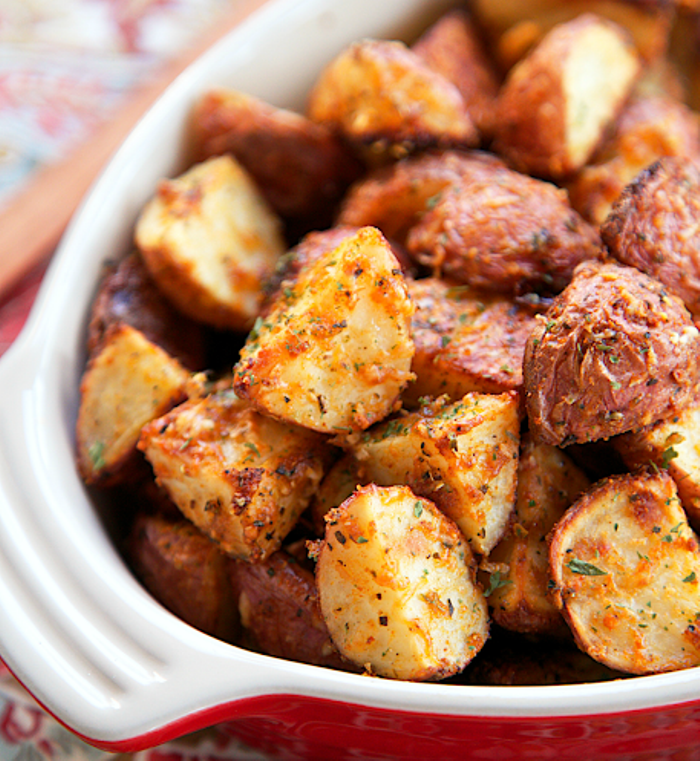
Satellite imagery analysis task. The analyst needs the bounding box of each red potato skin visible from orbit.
[406,163,602,295]
[87,252,207,370]
[229,550,355,671]
[524,260,700,446]
[601,156,700,320]
[127,512,237,640]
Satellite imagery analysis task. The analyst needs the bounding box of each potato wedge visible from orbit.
[191,89,361,228]
[492,14,640,179]
[127,512,236,640]
[349,393,520,555]
[406,277,539,405]
[616,394,700,527]
[76,323,189,486]
[406,161,601,295]
[316,484,488,680]
[567,96,700,226]
[230,550,352,669]
[550,469,700,674]
[233,226,415,435]
[138,389,332,561]
[601,156,700,320]
[135,155,285,331]
[336,149,504,245]
[307,39,478,160]
[412,9,499,138]
[487,434,590,634]
[524,260,700,446]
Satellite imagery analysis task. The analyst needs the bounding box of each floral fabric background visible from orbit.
[0,2,271,758]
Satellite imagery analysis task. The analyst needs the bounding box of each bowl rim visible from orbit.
[1,0,700,748]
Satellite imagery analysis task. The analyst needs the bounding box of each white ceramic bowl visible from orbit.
[1,1,700,758]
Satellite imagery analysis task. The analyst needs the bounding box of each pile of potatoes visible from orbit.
[76,1,700,684]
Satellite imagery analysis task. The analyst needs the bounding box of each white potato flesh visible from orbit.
[316,484,489,680]
[135,155,285,330]
[616,397,700,527]
[138,390,330,561]
[350,393,520,555]
[550,470,700,674]
[563,19,641,169]
[76,323,189,485]
[233,226,415,434]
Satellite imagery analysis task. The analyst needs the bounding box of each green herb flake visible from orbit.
[565,558,607,576]
[243,441,261,457]
[484,570,512,597]
[414,501,424,519]
[661,446,679,469]
[88,441,106,471]
[683,572,697,583]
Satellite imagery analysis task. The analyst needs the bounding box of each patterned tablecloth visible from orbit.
[0,2,270,758]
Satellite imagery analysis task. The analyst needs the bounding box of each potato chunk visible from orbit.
[233,226,415,434]
[567,96,700,226]
[316,484,489,680]
[337,150,504,245]
[524,260,700,446]
[550,470,700,674]
[191,89,361,228]
[487,434,590,634]
[616,394,700,527]
[412,9,499,138]
[349,393,520,555]
[492,14,640,179]
[138,390,331,561]
[601,157,700,320]
[76,323,189,486]
[406,278,538,405]
[307,39,478,159]
[135,155,285,331]
[127,512,235,640]
[406,162,601,295]
[230,550,352,670]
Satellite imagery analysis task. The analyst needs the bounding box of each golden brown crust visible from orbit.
[229,550,353,670]
[336,149,504,245]
[492,14,640,179]
[87,252,207,371]
[191,89,361,229]
[406,162,601,295]
[601,156,700,319]
[524,260,700,446]
[127,512,236,640]
[567,96,700,225]
[406,278,538,405]
[412,9,499,138]
[306,39,479,159]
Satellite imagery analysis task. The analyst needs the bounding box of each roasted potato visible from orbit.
[127,512,236,640]
[233,226,415,435]
[87,252,207,371]
[135,155,285,331]
[567,96,700,226]
[616,394,700,527]
[492,14,640,179]
[306,39,479,161]
[348,393,520,556]
[406,277,538,405]
[309,453,365,537]
[550,469,700,674]
[524,260,700,446]
[138,389,332,561]
[412,9,499,138]
[230,549,352,669]
[487,433,590,634]
[191,89,361,230]
[315,484,489,680]
[336,149,505,245]
[601,156,700,320]
[406,161,601,295]
[76,323,190,486]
